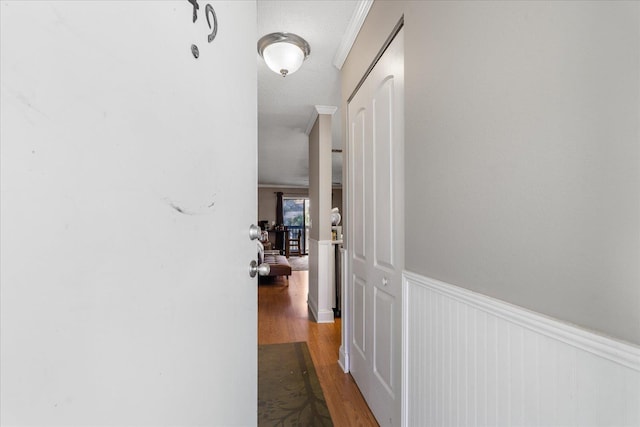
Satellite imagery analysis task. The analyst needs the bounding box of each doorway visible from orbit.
[346,24,405,426]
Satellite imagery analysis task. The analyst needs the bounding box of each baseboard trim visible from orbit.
[338,345,349,373]
[307,295,335,324]
[308,294,319,321]
[403,271,640,371]
[316,309,336,324]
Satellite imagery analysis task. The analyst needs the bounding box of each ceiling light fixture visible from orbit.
[258,32,310,77]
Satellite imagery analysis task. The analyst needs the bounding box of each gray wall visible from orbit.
[257,186,341,242]
[258,186,309,248]
[343,1,640,345]
[309,115,333,241]
[332,188,343,230]
[258,186,309,226]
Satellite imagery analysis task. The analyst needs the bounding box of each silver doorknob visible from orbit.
[249,224,262,240]
[249,260,270,277]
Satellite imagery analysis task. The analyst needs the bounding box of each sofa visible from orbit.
[257,241,291,279]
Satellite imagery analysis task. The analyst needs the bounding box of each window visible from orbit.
[283,197,310,255]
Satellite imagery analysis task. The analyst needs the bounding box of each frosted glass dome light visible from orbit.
[258,33,310,77]
[262,42,304,77]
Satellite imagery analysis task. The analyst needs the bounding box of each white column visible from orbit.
[307,106,337,323]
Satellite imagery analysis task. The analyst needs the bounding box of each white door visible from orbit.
[0,2,257,425]
[347,29,405,426]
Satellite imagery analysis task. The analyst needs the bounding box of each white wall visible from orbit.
[258,126,309,187]
[1,2,257,425]
[343,0,640,346]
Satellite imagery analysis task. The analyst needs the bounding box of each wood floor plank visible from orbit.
[258,271,379,426]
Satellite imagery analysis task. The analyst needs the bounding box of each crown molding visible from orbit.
[315,105,338,115]
[333,0,374,70]
[304,105,338,135]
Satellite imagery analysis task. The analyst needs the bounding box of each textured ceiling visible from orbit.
[257,0,358,187]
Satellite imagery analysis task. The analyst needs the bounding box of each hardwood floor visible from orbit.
[258,271,379,427]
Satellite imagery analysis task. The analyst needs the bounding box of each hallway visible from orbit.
[258,272,378,426]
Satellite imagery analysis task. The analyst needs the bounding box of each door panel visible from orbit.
[347,28,404,426]
[373,286,394,393]
[352,275,367,357]
[374,77,396,270]
[0,2,257,425]
[352,109,367,261]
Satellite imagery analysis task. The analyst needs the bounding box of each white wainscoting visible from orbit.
[308,239,335,323]
[402,271,640,427]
